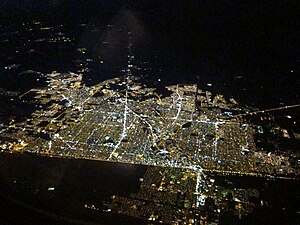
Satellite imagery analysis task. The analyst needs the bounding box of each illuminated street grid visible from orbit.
[0,70,298,225]
[0,72,297,176]
[0,20,299,225]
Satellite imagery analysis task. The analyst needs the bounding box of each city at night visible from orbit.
[0,1,299,224]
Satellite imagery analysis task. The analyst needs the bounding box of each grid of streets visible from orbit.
[1,71,297,177]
